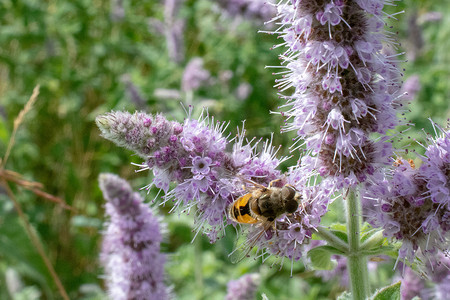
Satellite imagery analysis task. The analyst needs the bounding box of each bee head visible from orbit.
[281,185,296,200]
[285,199,299,213]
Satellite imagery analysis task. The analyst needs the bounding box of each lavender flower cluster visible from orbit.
[96,108,330,260]
[181,58,211,92]
[96,109,284,243]
[99,173,170,300]
[363,123,450,264]
[272,0,401,189]
[316,254,383,288]
[216,0,276,22]
[398,253,450,299]
[149,0,185,64]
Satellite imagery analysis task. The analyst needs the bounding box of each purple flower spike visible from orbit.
[419,122,450,208]
[99,173,170,300]
[397,265,425,300]
[217,0,276,22]
[96,111,181,159]
[96,107,328,261]
[181,58,211,92]
[225,273,260,300]
[96,108,288,243]
[363,154,450,266]
[401,75,421,101]
[271,0,402,190]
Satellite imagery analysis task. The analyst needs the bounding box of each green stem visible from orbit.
[316,226,349,253]
[346,189,370,300]
[194,235,203,299]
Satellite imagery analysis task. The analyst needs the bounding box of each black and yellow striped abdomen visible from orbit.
[230,193,258,224]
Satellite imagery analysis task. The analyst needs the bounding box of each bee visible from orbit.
[228,178,302,263]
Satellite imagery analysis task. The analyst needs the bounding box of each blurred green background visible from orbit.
[0,0,448,299]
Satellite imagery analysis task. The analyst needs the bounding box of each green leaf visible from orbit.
[327,223,349,243]
[370,281,401,300]
[360,228,379,243]
[307,246,341,270]
[329,223,347,232]
[361,229,389,253]
[331,230,348,243]
[360,245,395,256]
[336,291,352,300]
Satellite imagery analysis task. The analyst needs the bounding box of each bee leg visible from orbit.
[284,183,298,191]
[268,178,282,188]
[272,223,279,237]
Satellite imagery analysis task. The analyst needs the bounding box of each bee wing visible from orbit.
[241,177,267,190]
[228,221,274,264]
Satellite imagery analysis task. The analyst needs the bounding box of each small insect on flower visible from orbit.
[228,178,303,263]
[393,157,416,169]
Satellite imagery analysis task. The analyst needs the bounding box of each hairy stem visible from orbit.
[346,189,370,300]
[316,226,349,253]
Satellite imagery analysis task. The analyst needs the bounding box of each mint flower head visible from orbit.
[419,121,450,208]
[96,108,329,261]
[96,109,288,242]
[96,110,182,159]
[363,154,449,265]
[99,173,170,300]
[271,0,401,188]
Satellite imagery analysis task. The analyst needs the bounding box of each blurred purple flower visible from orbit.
[316,254,385,288]
[235,82,252,101]
[419,121,450,208]
[406,11,424,62]
[401,75,421,101]
[425,251,450,284]
[219,70,233,83]
[164,0,185,63]
[99,173,170,300]
[316,255,349,287]
[164,22,185,63]
[110,0,125,22]
[434,279,450,300]
[395,254,450,300]
[419,12,443,24]
[225,273,260,300]
[397,265,425,300]
[148,0,185,63]
[181,58,211,92]
[217,0,276,22]
[121,74,146,109]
